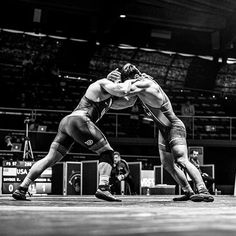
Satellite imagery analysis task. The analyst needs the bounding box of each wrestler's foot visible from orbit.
[190,190,214,202]
[173,192,194,201]
[12,186,31,201]
[95,185,122,202]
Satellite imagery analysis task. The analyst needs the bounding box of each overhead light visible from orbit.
[198,55,213,61]
[227,58,236,64]
[70,38,88,43]
[48,35,67,40]
[140,47,157,52]
[159,50,175,55]
[25,32,46,37]
[178,53,195,57]
[2,29,24,34]
[120,14,126,18]
[118,44,137,49]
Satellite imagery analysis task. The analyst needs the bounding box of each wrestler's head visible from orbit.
[120,63,142,81]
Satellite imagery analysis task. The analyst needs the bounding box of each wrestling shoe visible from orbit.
[95,185,122,202]
[190,189,214,202]
[12,186,31,201]
[173,192,194,201]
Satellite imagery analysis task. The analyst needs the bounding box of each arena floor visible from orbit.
[0,195,236,236]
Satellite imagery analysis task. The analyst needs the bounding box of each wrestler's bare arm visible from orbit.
[126,78,164,107]
[99,78,132,97]
[127,79,151,95]
[110,96,138,110]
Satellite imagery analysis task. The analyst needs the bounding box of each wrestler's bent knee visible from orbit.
[172,145,186,160]
[176,157,189,169]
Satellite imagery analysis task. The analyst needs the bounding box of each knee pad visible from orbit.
[99,150,114,166]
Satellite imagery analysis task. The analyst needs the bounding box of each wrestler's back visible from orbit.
[71,80,112,122]
[84,81,111,102]
[137,79,183,127]
[136,81,163,108]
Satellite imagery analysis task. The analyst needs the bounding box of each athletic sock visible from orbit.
[20,177,32,189]
[196,182,208,193]
[182,184,194,194]
[99,175,109,186]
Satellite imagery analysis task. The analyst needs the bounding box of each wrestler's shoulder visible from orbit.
[95,78,110,84]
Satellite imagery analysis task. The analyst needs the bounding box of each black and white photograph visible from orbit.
[0,1,236,236]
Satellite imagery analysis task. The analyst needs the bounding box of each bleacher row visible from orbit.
[0,63,234,140]
[0,30,236,140]
[89,46,189,88]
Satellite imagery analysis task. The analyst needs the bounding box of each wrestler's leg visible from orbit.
[160,150,194,194]
[66,116,113,183]
[65,114,120,201]
[159,132,194,201]
[172,144,214,202]
[172,144,205,191]
[20,144,65,189]
[12,117,73,200]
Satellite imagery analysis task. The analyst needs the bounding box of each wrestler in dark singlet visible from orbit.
[141,81,187,152]
[118,63,214,202]
[52,95,114,157]
[12,73,135,202]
